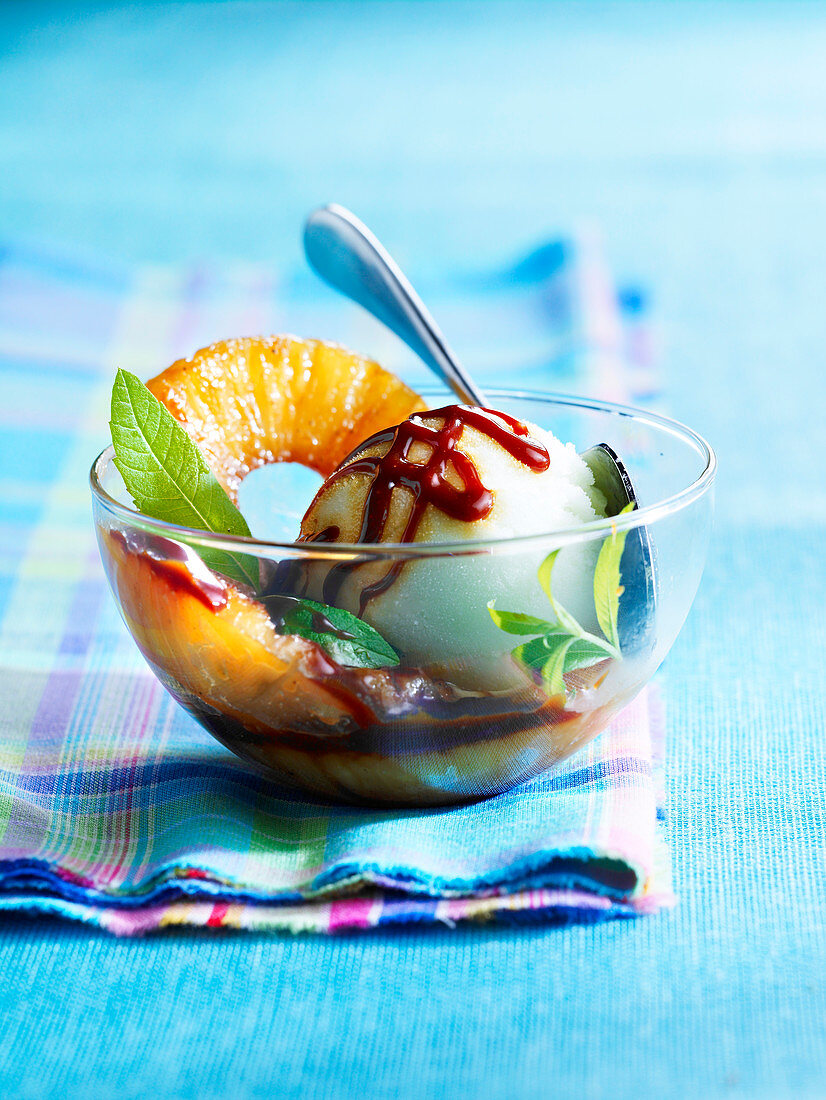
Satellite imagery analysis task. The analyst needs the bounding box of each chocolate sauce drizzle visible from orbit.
[312,405,550,614]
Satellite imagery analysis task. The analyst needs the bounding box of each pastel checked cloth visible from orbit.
[0,232,671,934]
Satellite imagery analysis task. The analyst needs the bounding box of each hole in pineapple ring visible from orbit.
[236,462,323,542]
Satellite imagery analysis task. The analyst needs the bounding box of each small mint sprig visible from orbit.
[275,597,400,669]
[488,504,634,696]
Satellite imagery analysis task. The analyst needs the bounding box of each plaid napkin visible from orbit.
[0,233,671,934]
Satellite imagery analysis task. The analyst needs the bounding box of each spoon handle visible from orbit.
[303,204,486,407]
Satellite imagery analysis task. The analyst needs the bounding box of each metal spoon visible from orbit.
[304,204,483,407]
[303,204,655,651]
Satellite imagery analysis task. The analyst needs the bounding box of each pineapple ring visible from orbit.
[147,335,426,498]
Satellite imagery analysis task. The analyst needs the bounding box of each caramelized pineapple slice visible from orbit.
[101,529,361,736]
[147,335,426,498]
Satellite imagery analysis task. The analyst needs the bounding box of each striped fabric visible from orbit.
[0,235,671,934]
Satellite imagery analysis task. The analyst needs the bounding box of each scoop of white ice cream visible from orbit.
[299,405,606,690]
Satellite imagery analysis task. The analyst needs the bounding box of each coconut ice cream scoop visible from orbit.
[298,404,607,690]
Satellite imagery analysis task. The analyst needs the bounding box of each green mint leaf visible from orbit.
[593,502,635,651]
[539,637,575,696]
[537,548,601,641]
[536,548,558,604]
[491,519,628,699]
[110,369,250,536]
[513,633,611,693]
[277,597,400,669]
[512,635,561,671]
[110,369,259,591]
[563,637,614,673]
[487,602,555,636]
[495,536,621,699]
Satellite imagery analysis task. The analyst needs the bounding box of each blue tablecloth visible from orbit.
[1,2,824,1097]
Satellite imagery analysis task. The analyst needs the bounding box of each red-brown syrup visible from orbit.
[313,405,550,612]
[111,529,228,611]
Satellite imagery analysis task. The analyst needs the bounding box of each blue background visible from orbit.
[2,3,825,1097]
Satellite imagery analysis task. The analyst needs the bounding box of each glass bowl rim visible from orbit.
[89,387,716,559]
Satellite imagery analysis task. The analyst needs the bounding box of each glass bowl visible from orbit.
[90,389,715,807]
